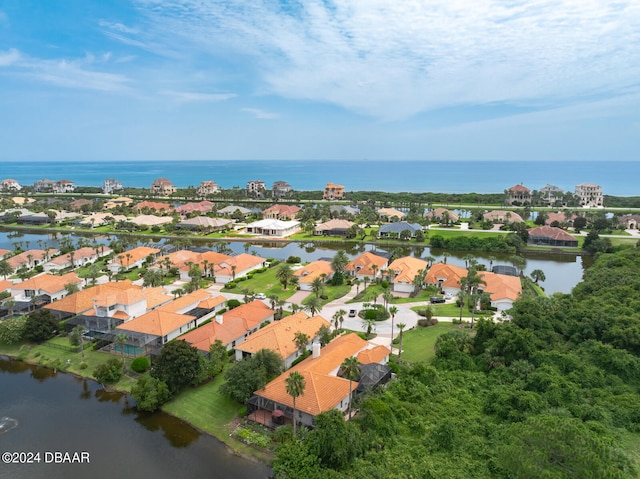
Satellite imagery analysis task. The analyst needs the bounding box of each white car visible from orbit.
[254,293,267,300]
[444,293,453,300]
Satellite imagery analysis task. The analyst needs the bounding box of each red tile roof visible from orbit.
[528,226,577,242]
[345,252,388,277]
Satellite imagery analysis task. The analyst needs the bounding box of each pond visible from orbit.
[0,357,271,479]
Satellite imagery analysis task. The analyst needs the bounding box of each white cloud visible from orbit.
[163,90,236,103]
[241,107,280,120]
[0,48,20,66]
[136,0,640,120]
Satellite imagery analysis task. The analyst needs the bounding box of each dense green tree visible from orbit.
[131,373,171,412]
[142,268,164,287]
[0,314,26,344]
[93,358,124,384]
[0,259,13,279]
[331,250,349,275]
[306,409,364,470]
[221,349,283,403]
[151,340,203,394]
[23,309,58,342]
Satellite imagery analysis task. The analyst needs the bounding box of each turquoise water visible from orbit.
[3,160,637,196]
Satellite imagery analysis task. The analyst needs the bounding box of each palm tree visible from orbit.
[0,260,13,279]
[304,296,322,316]
[362,316,376,337]
[332,311,342,330]
[293,331,310,356]
[396,323,406,360]
[389,305,398,340]
[285,372,306,435]
[341,357,361,419]
[456,289,466,323]
[72,325,86,358]
[353,278,362,295]
[115,333,127,365]
[488,255,497,272]
[276,264,295,290]
[531,269,546,284]
[463,254,474,269]
[383,290,393,311]
[231,265,237,281]
[311,277,324,298]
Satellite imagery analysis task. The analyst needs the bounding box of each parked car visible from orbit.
[254,293,267,300]
[348,309,357,317]
[430,296,446,304]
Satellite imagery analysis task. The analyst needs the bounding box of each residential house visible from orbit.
[545,211,576,227]
[386,256,429,294]
[16,213,53,226]
[478,271,522,312]
[34,179,57,192]
[69,199,93,211]
[377,207,406,221]
[54,180,75,193]
[263,204,301,220]
[218,205,251,217]
[102,178,124,194]
[135,201,172,213]
[425,262,468,294]
[294,260,334,291]
[323,182,345,200]
[175,201,214,217]
[621,214,640,230]
[130,215,173,228]
[245,219,300,237]
[212,253,267,284]
[150,178,177,196]
[0,249,10,260]
[176,216,233,232]
[345,252,389,280]
[43,246,112,273]
[272,181,292,198]
[505,184,531,205]
[247,333,391,428]
[103,197,133,209]
[234,312,330,369]
[425,208,460,224]
[7,249,57,271]
[196,180,220,197]
[575,183,603,208]
[158,290,226,321]
[378,221,423,239]
[329,205,360,217]
[483,210,524,223]
[527,226,579,247]
[79,213,127,228]
[1,179,21,191]
[181,300,275,352]
[314,219,355,236]
[11,272,82,303]
[246,180,267,197]
[538,184,565,205]
[108,246,161,273]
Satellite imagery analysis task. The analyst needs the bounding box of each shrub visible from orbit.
[365,309,378,320]
[235,427,270,448]
[79,362,88,370]
[131,356,151,373]
[227,299,242,309]
[224,282,237,289]
[93,358,124,384]
[286,256,301,264]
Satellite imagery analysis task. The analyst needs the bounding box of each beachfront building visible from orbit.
[575,183,603,208]
[323,182,345,200]
[246,180,267,197]
[263,204,301,220]
[102,178,123,194]
[272,181,292,198]
[345,252,389,281]
[181,300,275,352]
[197,180,220,197]
[505,184,531,205]
[245,219,300,237]
[294,260,334,291]
[33,179,75,193]
[538,184,565,205]
[247,333,391,428]
[150,178,176,196]
[483,210,524,223]
[621,214,640,230]
[34,179,56,192]
[386,256,429,294]
[234,312,329,369]
[528,226,579,247]
[1,179,21,191]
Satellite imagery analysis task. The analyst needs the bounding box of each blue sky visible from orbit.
[1,0,638,162]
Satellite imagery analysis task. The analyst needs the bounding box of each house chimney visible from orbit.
[216,314,223,325]
[312,342,321,359]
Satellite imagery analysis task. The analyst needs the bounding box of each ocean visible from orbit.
[2,160,638,196]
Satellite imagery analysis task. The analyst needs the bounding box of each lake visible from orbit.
[0,357,271,479]
[0,230,585,294]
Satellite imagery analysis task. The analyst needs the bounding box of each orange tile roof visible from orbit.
[116,310,196,336]
[48,247,106,265]
[214,253,266,277]
[528,226,577,242]
[236,313,330,359]
[425,262,468,289]
[0,279,13,292]
[314,218,355,232]
[294,260,333,284]
[7,250,53,269]
[224,300,274,329]
[483,210,524,223]
[114,246,161,266]
[255,333,370,416]
[0,249,10,258]
[158,289,211,313]
[197,296,226,309]
[136,201,172,211]
[377,207,405,218]
[44,281,139,314]
[95,288,146,307]
[357,345,391,365]
[479,272,522,302]
[13,272,82,294]
[345,252,388,277]
[263,204,301,218]
[387,256,429,284]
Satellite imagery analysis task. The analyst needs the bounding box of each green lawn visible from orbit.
[399,323,457,363]
[302,283,352,307]
[223,266,296,301]
[427,229,509,240]
[348,285,438,305]
[162,368,271,461]
[412,303,473,318]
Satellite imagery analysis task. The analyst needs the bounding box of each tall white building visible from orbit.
[575,183,603,208]
[102,178,124,194]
